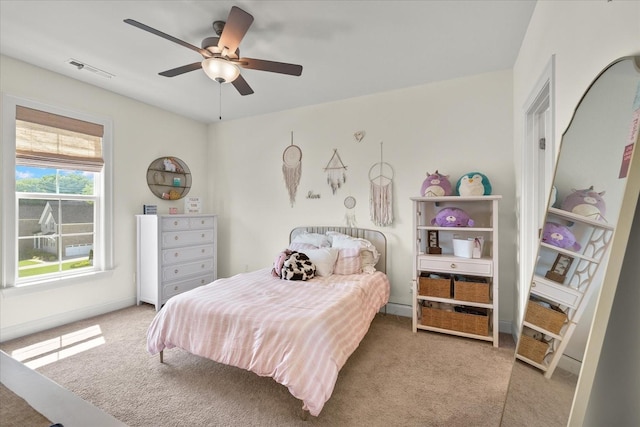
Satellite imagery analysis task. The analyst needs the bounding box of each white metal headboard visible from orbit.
[289,226,387,274]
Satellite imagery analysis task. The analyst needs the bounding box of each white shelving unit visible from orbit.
[411,195,501,347]
[516,207,615,377]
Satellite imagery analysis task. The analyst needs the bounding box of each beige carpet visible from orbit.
[1,305,519,426]
[0,383,51,427]
[501,360,577,426]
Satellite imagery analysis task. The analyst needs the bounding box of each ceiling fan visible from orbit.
[124,6,302,96]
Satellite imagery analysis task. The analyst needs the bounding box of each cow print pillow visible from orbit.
[281,251,316,281]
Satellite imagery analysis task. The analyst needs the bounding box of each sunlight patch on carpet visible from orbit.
[10,325,105,369]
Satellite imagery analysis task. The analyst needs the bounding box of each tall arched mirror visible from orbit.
[501,56,640,426]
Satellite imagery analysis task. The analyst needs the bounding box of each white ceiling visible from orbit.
[0,1,536,123]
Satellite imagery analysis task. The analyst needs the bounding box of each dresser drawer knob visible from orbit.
[174,252,179,257]
[450,263,456,268]
[175,236,179,241]
[174,286,179,291]
[174,269,179,274]
[201,279,205,284]
[201,233,205,238]
[201,220,205,224]
[174,221,178,226]
[201,249,205,253]
[201,264,205,269]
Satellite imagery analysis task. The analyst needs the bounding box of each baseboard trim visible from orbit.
[557,354,582,376]
[0,297,136,342]
[384,302,412,317]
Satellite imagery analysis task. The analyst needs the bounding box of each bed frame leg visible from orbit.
[159,350,164,364]
[299,409,309,421]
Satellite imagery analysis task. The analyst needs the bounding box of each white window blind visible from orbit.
[15,105,104,172]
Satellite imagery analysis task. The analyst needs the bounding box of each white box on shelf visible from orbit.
[453,238,474,258]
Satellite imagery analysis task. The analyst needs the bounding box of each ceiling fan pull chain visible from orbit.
[219,82,223,120]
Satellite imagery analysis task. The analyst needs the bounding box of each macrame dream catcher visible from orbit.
[344,196,357,227]
[324,149,347,194]
[369,142,394,226]
[282,132,302,207]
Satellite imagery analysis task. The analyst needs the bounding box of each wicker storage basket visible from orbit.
[517,335,550,364]
[421,307,489,336]
[419,276,452,298]
[453,277,491,303]
[525,301,567,335]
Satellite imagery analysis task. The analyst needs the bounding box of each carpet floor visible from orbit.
[1,305,522,426]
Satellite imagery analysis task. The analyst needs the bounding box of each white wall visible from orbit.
[208,70,517,324]
[511,0,640,425]
[0,56,209,340]
[0,56,517,339]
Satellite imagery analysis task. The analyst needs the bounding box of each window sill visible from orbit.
[1,270,114,298]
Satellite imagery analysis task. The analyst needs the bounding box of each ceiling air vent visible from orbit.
[66,58,114,79]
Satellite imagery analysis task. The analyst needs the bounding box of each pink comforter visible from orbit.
[147,268,390,416]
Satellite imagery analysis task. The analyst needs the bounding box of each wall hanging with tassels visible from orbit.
[282,132,302,207]
[369,142,394,226]
[324,149,347,194]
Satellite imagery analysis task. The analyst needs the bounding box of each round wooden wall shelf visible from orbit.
[146,157,192,200]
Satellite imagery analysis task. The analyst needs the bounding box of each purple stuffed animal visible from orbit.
[561,186,606,221]
[542,222,581,251]
[431,207,474,227]
[421,171,453,197]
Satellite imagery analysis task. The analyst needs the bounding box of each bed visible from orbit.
[146,226,390,417]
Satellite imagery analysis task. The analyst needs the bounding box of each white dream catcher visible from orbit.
[369,142,394,226]
[282,132,302,207]
[344,195,357,227]
[324,149,347,194]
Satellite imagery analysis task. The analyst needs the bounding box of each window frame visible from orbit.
[1,94,114,290]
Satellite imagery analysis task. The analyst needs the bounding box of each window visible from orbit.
[2,96,113,288]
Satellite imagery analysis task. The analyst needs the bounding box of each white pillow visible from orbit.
[330,235,380,271]
[288,242,318,251]
[302,247,338,277]
[291,231,331,248]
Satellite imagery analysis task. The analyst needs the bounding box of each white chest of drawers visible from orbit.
[136,214,217,311]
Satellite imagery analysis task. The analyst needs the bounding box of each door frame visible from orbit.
[518,55,556,334]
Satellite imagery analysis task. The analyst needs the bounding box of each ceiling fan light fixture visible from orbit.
[202,58,240,83]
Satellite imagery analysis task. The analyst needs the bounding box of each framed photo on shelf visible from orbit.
[545,253,574,283]
[427,230,442,254]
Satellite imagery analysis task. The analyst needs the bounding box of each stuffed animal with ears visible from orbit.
[456,172,492,196]
[163,157,183,173]
[561,186,606,220]
[420,171,453,197]
[542,222,581,251]
[431,207,475,227]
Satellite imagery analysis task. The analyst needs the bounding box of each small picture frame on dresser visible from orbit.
[427,230,442,254]
[143,204,157,215]
[545,253,574,283]
[184,196,202,214]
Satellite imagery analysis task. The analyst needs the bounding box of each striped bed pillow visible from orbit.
[333,247,362,275]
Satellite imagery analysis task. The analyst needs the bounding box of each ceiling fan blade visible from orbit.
[124,19,210,58]
[231,74,254,96]
[239,58,303,76]
[159,62,202,77]
[218,6,254,55]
